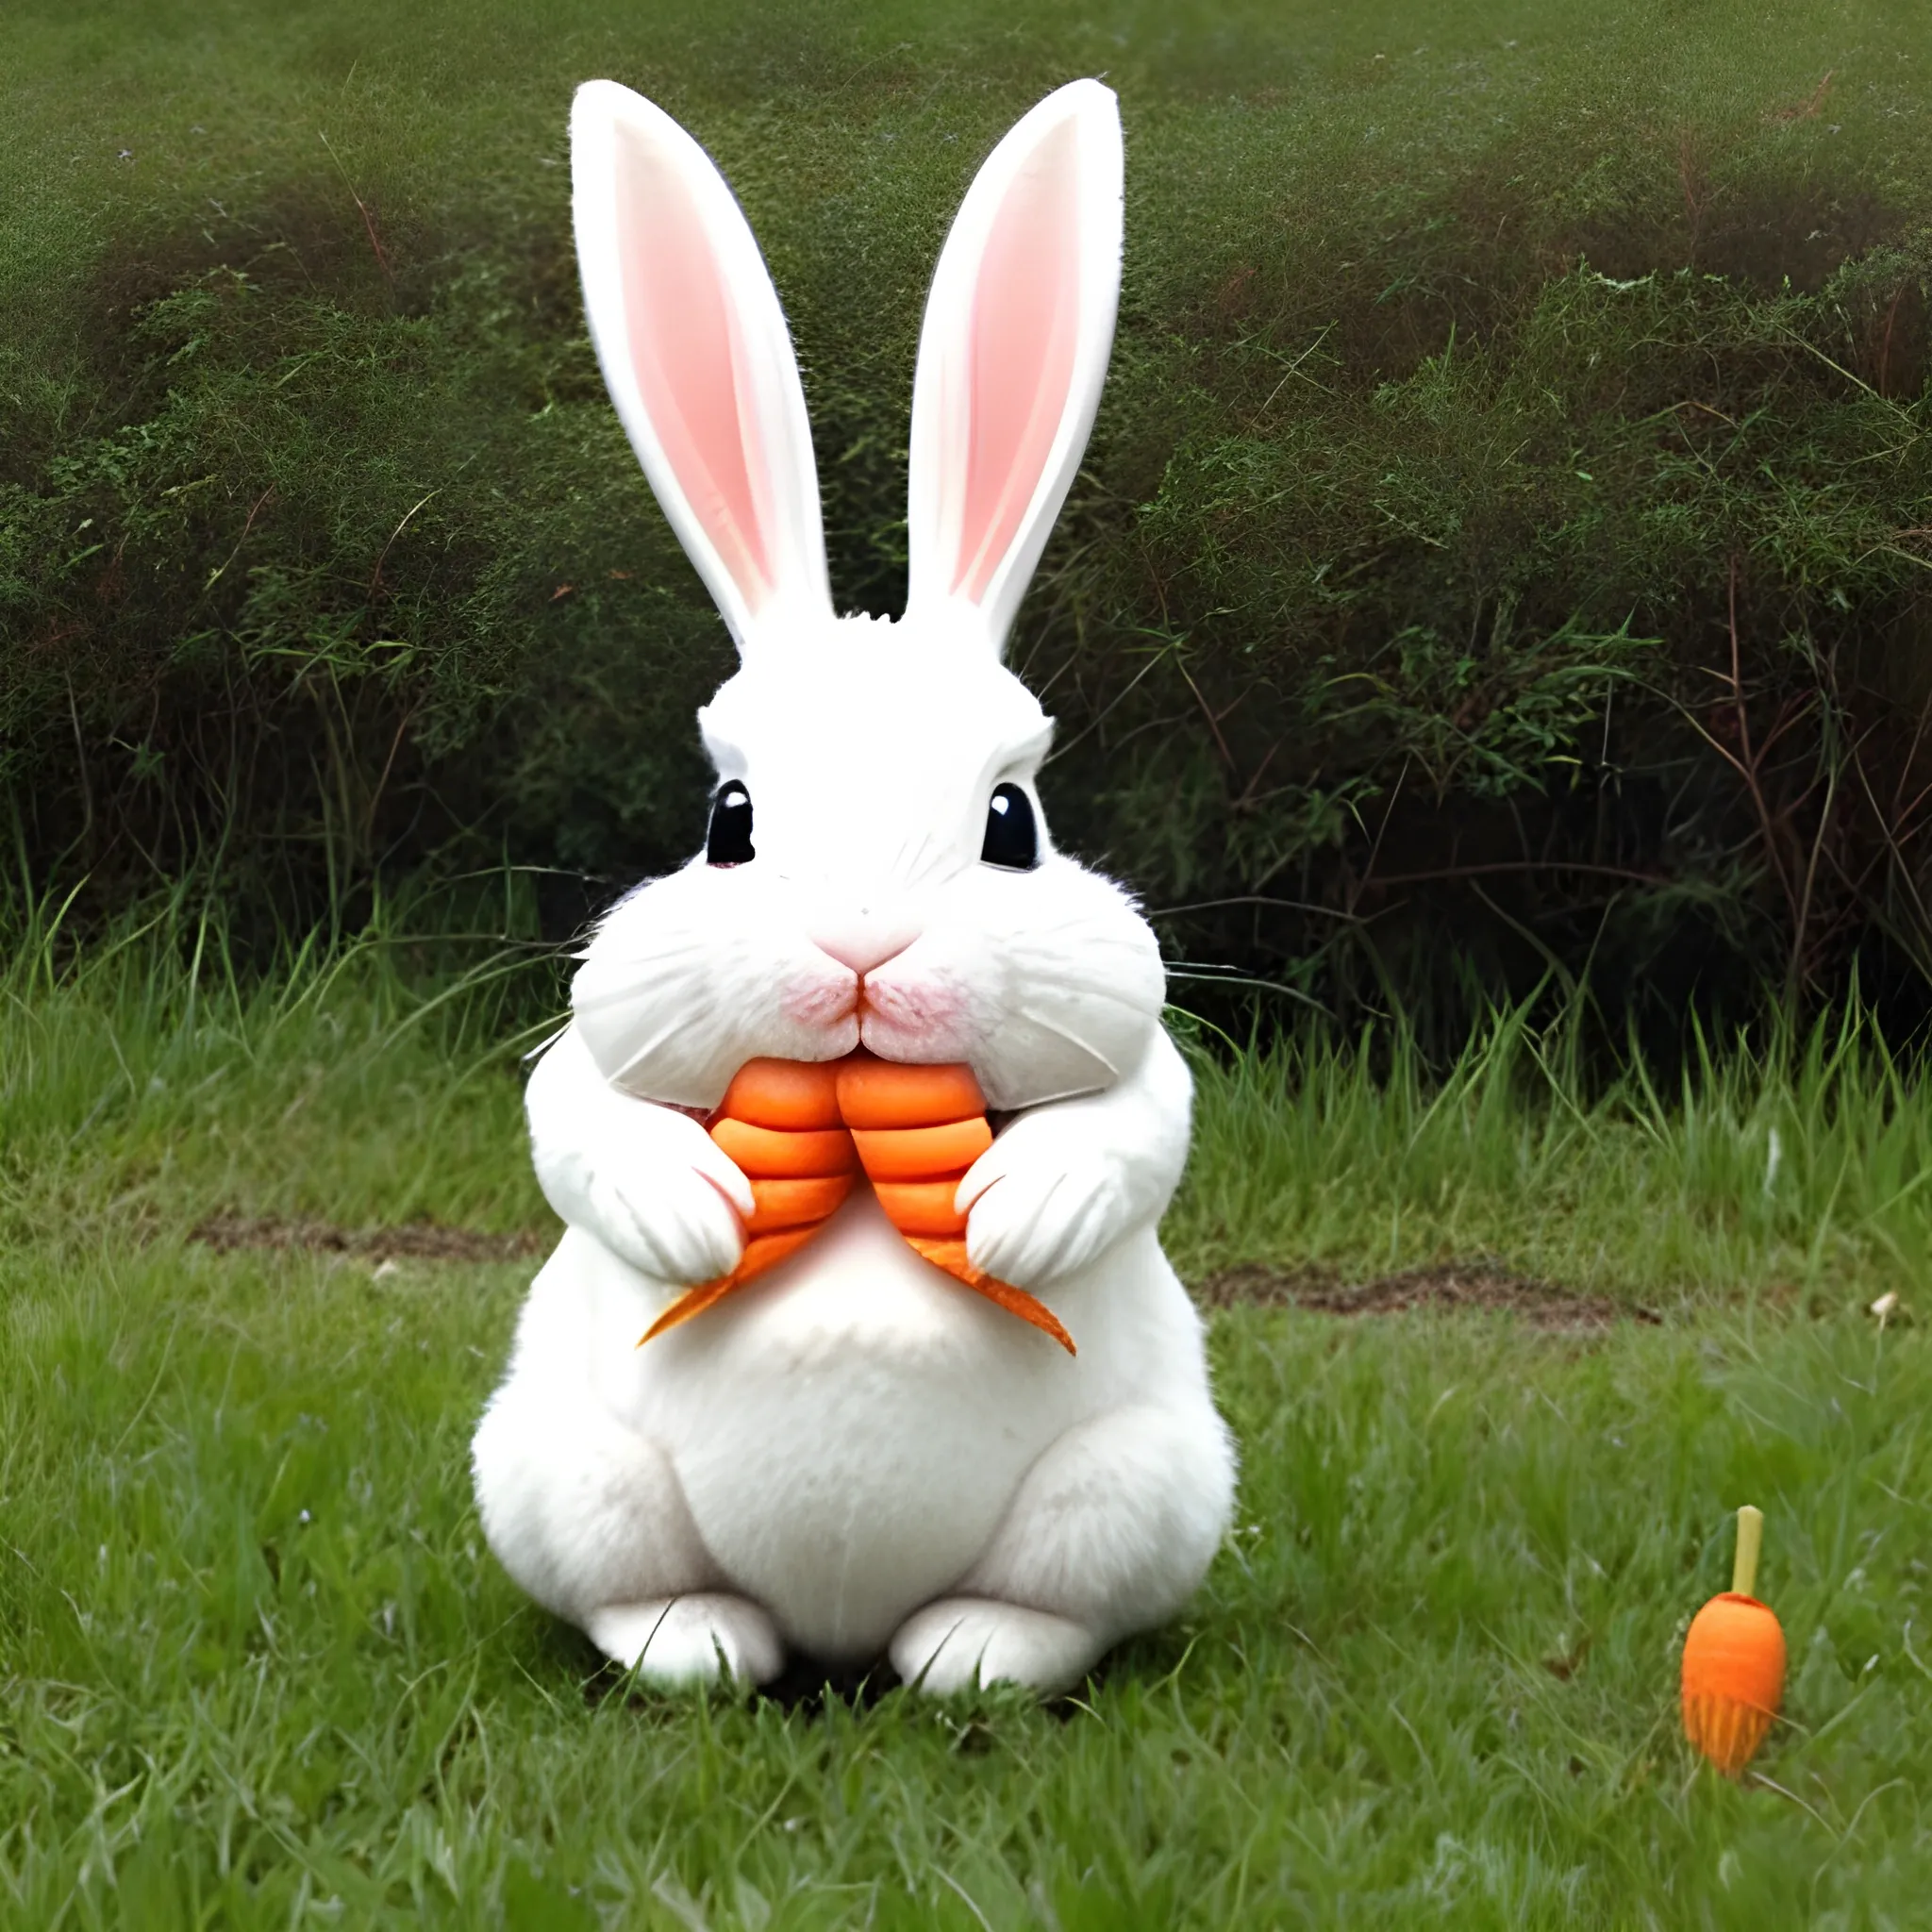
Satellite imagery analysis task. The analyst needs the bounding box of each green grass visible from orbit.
[7,1241,1929,1926]
[13,890,1932,1307]
[5,924,1932,1924]
[1168,1006,1932,1308]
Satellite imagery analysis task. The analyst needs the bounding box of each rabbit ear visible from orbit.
[904,80,1124,654]
[572,80,832,650]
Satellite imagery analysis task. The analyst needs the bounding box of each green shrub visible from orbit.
[7,0,1932,1038]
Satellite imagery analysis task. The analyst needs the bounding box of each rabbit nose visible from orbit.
[809,915,919,976]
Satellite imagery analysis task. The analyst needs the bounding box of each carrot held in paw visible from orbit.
[641,1058,855,1342]
[901,1240,1075,1355]
[832,1055,986,1129]
[837,1053,1074,1353]
[639,1050,1074,1352]
[1680,1505,1786,1776]
[713,1056,845,1131]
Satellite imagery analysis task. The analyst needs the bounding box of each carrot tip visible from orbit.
[639,1275,738,1346]
[904,1238,1076,1352]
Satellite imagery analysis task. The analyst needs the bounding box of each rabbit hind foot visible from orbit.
[586,1592,785,1687]
[889,1597,1103,1696]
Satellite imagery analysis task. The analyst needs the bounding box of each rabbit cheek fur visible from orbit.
[472,76,1237,1693]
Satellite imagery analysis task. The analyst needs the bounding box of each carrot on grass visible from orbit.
[1681,1505,1787,1775]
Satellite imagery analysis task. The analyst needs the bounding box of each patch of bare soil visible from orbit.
[1194,1259,1661,1329]
[189,1213,547,1265]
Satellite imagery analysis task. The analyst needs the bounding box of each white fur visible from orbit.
[570,81,830,648]
[905,78,1125,653]
[475,79,1236,1694]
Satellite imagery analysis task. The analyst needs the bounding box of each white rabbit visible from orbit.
[472,77,1236,1695]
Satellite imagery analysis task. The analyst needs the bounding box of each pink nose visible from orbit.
[810,918,918,976]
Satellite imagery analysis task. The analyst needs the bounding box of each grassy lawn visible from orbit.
[4,931,1931,1925]
[8,0,1932,1919]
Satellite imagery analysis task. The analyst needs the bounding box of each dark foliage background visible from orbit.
[8,0,1932,1046]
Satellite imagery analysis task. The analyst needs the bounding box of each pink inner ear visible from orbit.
[614,122,773,611]
[952,117,1084,604]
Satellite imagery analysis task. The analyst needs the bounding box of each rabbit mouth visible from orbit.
[779,972,860,1032]
[856,968,967,1055]
[775,951,968,1061]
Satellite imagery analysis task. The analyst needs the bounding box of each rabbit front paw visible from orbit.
[958,1129,1133,1289]
[586,1158,746,1285]
[532,1091,752,1285]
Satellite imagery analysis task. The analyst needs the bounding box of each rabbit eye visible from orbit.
[980,783,1040,871]
[707,781,755,866]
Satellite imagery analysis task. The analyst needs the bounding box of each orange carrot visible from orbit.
[638,1049,1074,1352]
[903,1239,1076,1355]
[743,1174,856,1233]
[720,1056,845,1130]
[709,1117,855,1177]
[833,1054,1070,1351]
[848,1118,994,1180]
[834,1053,986,1128]
[645,1225,824,1338]
[869,1179,968,1237]
[1681,1506,1786,1775]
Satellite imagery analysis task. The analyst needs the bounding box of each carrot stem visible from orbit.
[1732,1505,1764,1597]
